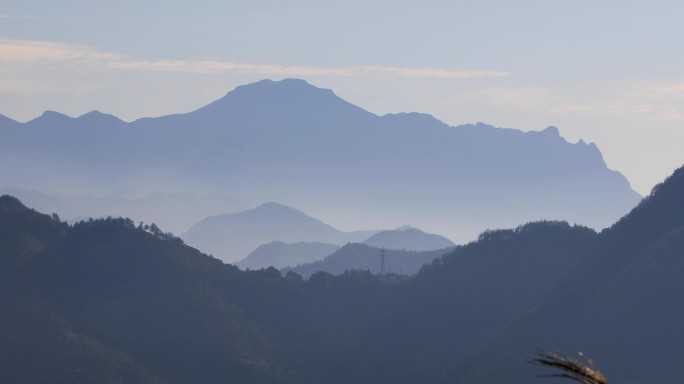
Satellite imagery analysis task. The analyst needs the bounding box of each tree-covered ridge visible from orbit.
[1,165,684,384]
[0,199,280,383]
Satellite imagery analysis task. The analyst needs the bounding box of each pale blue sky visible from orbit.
[1,0,683,194]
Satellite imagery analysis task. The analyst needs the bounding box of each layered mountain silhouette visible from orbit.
[283,242,454,278]
[2,165,684,383]
[234,226,453,271]
[182,202,377,263]
[236,241,340,270]
[0,78,640,241]
[0,187,247,235]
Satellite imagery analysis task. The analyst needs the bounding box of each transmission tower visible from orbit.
[380,247,386,276]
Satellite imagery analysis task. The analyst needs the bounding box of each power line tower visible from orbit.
[380,247,386,276]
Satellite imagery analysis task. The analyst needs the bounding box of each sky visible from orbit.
[1,0,683,195]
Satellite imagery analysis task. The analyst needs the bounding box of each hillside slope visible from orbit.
[4,166,684,384]
[450,165,684,384]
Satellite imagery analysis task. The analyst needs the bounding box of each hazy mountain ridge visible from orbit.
[0,187,248,235]
[1,165,684,383]
[282,242,454,278]
[182,202,378,263]
[236,241,340,270]
[363,227,455,251]
[0,113,18,126]
[0,78,640,241]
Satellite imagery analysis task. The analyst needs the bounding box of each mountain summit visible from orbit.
[198,78,370,119]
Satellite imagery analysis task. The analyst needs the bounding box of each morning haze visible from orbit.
[2,2,683,383]
[1,1,683,194]
[0,79,640,261]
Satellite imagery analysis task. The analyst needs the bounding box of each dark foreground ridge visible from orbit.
[1,165,684,383]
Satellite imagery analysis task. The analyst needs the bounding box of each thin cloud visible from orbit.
[359,66,511,79]
[549,101,684,122]
[629,83,684,97]
[0,38,118,63]
[0,38,511,80]
[0,14,34,19]
[109,59,352,77]
[650,110,684,122]
[112,60,510,79]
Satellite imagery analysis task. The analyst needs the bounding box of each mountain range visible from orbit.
[271,226,457,278]
[236,241,341,270]
[185,201,455,266]
[0,78,641,242]
[235,226,456,273]
[182,202,377,263]
[2,165,684,383]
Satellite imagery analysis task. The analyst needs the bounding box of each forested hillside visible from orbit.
[2,165,683,383]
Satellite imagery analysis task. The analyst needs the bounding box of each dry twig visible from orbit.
[528,348,609,384]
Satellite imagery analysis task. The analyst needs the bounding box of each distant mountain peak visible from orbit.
[79,110,106,117]
[363,227,455,251]
[31,110,71,122]
[77,110,121,119]
[246,202,333,227]
[193,78,373,122]
[255,201,300,212]
[256,78,317,88]
[541,126,560,135]
[245,78,324,90]
[226,78,335,100]
[41,110,69,117]
[76,110,125,125]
